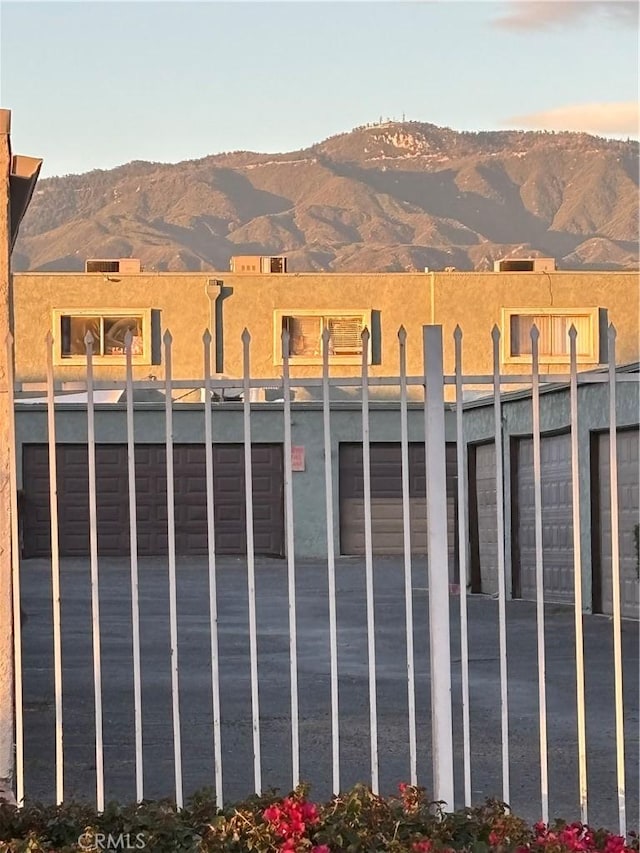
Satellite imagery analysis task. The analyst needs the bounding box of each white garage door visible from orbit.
[339,443,458,577]
[598,428,639,620]
[516,433,574,603]
[471,443,499,595]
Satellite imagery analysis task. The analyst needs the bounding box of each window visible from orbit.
[502,308,599,364]
[274,310,371,364]
[52,309,151,364]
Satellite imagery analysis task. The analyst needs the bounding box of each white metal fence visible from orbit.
[5,323,638,833]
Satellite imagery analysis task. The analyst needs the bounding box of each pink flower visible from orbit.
[312,847,331,853]
[302,801,319,823]
[264,804,282,823]
[263,794,320,846]
[604,836,628,853]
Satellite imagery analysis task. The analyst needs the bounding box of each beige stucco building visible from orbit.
[12,267,640,388]
[10,261,640,620]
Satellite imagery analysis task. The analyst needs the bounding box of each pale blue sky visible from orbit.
[1,0,638,177]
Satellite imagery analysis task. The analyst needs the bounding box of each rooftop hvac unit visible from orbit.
[85,258,142,274]
[230,255,288,273]
[260,256,287,274]
[493,257,556,272]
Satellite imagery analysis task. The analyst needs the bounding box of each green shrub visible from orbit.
[0,784,637,853]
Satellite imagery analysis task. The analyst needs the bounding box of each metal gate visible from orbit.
[3,323,638,837]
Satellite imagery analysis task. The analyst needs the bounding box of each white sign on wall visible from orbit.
[291,445,305,472]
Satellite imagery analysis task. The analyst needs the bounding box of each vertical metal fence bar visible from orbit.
[85,331,104,812]
[569,326,588,824]
[454,326,472,807]
[163,330,183,809]
[242,329,262,795]
[423,325,454,808]
[124,332,144,803]
[203,330,223,807]
[45,331,64,805]
[399,326,417,787]
[607,325,626,837]
[281,329,300,788]
[361,327,379,793]
[322,327,340,795]
[6,334,23,805]
[491,325,510,805]
[530,327,549,823]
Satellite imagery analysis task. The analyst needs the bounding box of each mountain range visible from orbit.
[12,121,640,273]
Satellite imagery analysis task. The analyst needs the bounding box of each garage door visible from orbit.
[22,443,284,558]
[513,433,574,603]
[597,428,639,620]
[339,443,457,574]
[469,443,498,595]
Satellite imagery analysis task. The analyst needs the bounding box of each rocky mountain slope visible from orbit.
[13,121,639,272]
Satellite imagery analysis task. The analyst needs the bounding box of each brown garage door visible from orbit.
[22,443,284,558]
[339,443,457,574]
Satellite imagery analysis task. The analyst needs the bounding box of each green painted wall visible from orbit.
[14,402,439,560]
[14,376,638,614]
[461,378,639,608]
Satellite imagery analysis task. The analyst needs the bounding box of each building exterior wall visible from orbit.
[432,271,637,377]
[0,105,13,794]
[461,378,639,609]
[12,270,639,386]
[14,403,448,561]
[12,265,639,612]
[15,377,638,614]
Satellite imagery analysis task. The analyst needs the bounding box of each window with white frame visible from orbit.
[274,310,371,364]
[502,308,599,364]
[52,309,151,364]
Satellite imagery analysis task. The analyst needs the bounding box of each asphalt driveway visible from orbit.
[19,556,639,829]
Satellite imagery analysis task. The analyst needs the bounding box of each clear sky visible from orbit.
[1,0,638,177]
